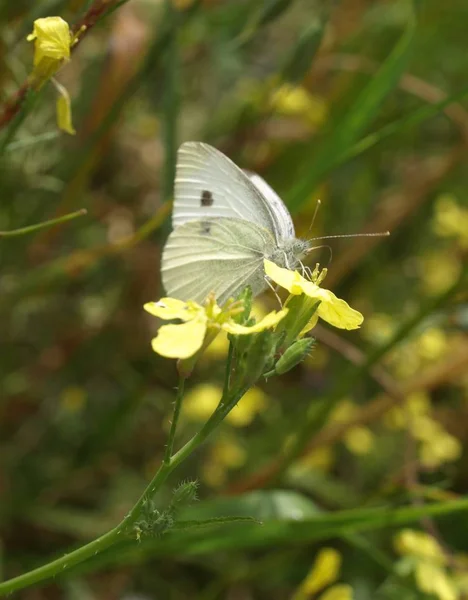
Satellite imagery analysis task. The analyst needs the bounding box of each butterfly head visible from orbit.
[269,238,310,271]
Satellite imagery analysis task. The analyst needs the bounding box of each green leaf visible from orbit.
[81,496,468,574]
[181,490,321,521]
[173,516,261,531]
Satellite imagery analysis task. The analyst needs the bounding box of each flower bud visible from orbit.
[170,480,198,516]
[274,337,315,375]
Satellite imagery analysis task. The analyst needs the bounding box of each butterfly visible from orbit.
[161,142,310,305]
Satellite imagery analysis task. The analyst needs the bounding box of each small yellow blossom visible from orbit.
[395,529,447,565]
[420,251,461,296]
[433,194,468,248]
[292,548,353,600]
[298,446,335,472]
[27,17,71,64]
[415,563,457,600]
[144,295,287,359]
[27,17,81,134]
[318,584,353,600]
[395,530,457,600]
[27,17,74,82]
[417,327,448,361]
[264,260,363,331]
[344,426,375,455]
[270,84,327,127]
[296,548,342,597]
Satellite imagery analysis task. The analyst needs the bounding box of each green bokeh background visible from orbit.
[1,1,467,598]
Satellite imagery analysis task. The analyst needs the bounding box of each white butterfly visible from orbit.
[161,142,309,305]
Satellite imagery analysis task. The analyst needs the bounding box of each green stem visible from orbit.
[0,209,87,237]
[163,376,186,464]
[0,379,250,596]
[171,385,249,470]
[222,341,234,397]
[0,527,119,595]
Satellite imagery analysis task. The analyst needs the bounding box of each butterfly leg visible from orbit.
[264,275,283,307]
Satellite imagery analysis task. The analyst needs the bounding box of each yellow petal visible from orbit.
[316,289,363,330]
[415,562,457,600]
[318,584,354,600]
[264,259,307,294]
[394,529,446,565]
[223,308,288,335]
[28,17,71,65]
[151,318,207,359]
[144,298,202,321]
[264,259,363,330]
[54,81,75,135]
[300,313,319,336]
[297,548,342,596]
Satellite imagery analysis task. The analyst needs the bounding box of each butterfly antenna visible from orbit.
[306,231,390,246]
[308,199,321,232]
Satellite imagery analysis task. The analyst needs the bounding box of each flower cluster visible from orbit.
[144,260,363,364]
[144,294,287,360]
[394,529,468,600]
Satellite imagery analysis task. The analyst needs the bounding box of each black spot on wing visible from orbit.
[201,190,213,206]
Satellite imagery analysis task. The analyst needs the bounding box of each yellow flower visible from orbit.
[395,529,447,566]
[294,548,342,598]
[394,529,458,600]
[144,295,287,359]
[27,17,73,81]
[344,426,374,455]
[318,584,354,600]
[292,548,353,600]
[264,260,363,331]
[27,17,81,134]
[415,563,457,600]
[270,84,328,127]
[433,194,468,248]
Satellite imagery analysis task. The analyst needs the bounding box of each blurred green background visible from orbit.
[1,0,468,598]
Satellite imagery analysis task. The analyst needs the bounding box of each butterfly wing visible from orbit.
[244,171,295,241]
[174,142,283,241]
[161,217,276,305]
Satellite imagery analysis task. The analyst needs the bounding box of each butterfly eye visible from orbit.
[201,190,213,207]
